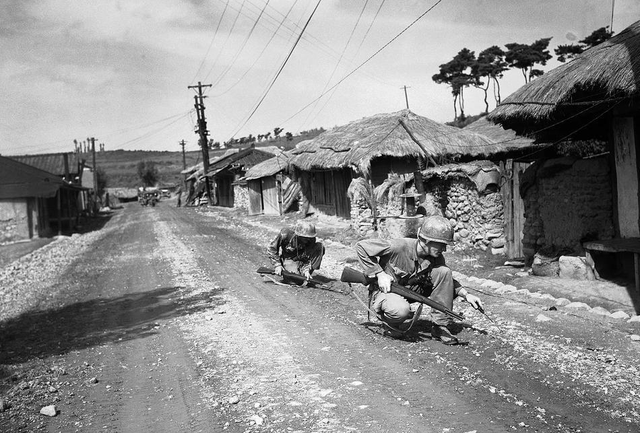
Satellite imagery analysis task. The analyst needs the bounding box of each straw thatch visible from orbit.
[464,116,538,150]
[289,110,507,175]
[244,150,291,180]
[489,20,640,131]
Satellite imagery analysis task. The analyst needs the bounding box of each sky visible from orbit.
[1,0,639,155]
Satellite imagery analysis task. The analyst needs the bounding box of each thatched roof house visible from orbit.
[488,19,640,141]
[464,116,538,154]
[289,109,501,177]
[244,151,291,180]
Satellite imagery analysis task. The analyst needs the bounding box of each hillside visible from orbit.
[94,133,320,189]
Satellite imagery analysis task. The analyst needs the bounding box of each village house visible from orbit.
[488,19,640,292]
[0,155,86,243]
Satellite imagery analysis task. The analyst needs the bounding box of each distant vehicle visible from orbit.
[138,190,159,207]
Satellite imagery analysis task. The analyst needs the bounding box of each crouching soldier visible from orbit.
[268,221,325,284]
[355,215,483,344]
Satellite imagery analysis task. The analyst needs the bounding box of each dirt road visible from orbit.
[1,203,639,432]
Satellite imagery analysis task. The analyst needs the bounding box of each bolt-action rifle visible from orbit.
[340,267,464,321]
[257,266,327,288]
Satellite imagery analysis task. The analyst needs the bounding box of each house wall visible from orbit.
[0,198,34,243]
[349,176,505,253]
[520,156,614,263]
[613,116,639,237]
[234,184,249,210]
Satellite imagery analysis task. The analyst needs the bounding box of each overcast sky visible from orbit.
[1,0,638,155]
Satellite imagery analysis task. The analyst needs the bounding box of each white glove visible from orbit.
[376,272,393,293]
[465,294,483,311]
[303,270,312,281]
[274,265,283,276]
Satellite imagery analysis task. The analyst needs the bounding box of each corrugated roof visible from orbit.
[8,152,82,178]
[245,151,292,180]
[0,155,64,199]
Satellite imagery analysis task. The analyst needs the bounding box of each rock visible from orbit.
[564,302,591,311]
[249,414,264,425]
[630,334,640,341]
[532,254,559,277]
[40,405,57,417]
[490,237,506,248]
[558,256,595,280]
[627,315,640,323]
[87,377,98,384]
[610,311,630,320]
[591,306,611,316]
[535,314,552,322]
[0,399,10,412]
[555,297,571,307]
[228,396,240,404]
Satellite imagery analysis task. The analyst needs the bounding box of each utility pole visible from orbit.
[188,82,213,205]
[401,85,410,110]
[179,140,187,172]
[90,137,98,215]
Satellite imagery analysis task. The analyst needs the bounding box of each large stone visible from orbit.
[558,256,595,280]
[532,254,559,277]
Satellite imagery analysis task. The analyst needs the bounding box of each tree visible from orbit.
[555,26,613,62]
[285,132,293,141]
[136,161,158,187]
[432,48,479,120]
[274,127,283,139]
[505,37,553,83]
[473,46,508,111]
[95,167,108,198]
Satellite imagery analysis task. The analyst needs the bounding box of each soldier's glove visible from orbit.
[376,271,393,293]
[274,265,283,276]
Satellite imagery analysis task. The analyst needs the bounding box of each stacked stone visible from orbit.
[443,179,505,253]
[234,184,249,210]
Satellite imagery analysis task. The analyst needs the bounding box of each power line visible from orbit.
[190,0,231,84]
[229,0,323,139]
[278,0,444,128]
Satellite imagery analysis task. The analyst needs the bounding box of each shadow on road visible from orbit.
[0,285,226,365]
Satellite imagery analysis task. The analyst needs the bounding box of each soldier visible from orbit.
[268,221,325,284]
[355,215,483,344]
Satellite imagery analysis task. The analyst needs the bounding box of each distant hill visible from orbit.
[92,132,322,188]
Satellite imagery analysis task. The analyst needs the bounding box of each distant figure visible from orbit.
[176,187,182,208]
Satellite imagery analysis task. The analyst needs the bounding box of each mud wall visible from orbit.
[0,199,31,244]
[521,156,614,261]
[349,176,505,253]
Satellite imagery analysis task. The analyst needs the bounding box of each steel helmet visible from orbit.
[295,221,317,238]
[418,215,454,245]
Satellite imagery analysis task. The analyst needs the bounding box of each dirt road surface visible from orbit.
[1,202,639,432]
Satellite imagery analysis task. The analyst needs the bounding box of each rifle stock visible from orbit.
[257,266,324,287]
[340,267,464,321]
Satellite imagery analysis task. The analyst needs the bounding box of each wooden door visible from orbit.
[262,176,280,215]
[247,180,262,215]
[502,159,529,259]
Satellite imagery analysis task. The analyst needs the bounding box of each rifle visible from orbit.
[257,266,327,288]
[340,266,464,321]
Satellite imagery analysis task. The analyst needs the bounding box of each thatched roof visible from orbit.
[244,150,291,180]
[488,20,640,139]
[464,116,538,149]
[288,110,507,175]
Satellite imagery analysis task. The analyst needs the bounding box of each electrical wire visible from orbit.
[211,0,300,98]
[210,0,272,88]
[278,0,444,129]
[299,0,371,131]
[190,0,231,84]
[229,0,323,139]
[202,0,248,84]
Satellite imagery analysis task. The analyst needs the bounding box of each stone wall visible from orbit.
[521,156,614,262]
[234,184,249,210]
[349,172,506,254]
